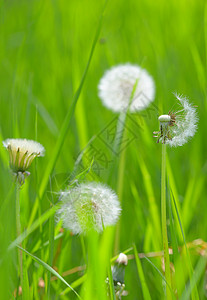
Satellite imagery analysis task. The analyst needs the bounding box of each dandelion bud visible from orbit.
[115,253,128,266]
[112,253,128,285]
[154,94,198,146]
[108,253,128,298]
[56,182,121,234]
[3,138,45,185]
[98,63,155,113]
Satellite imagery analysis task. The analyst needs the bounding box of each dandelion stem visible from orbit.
[80,235,87,266]
[161,144,172,299]
[114,126,127,254]
[16,186,23,286]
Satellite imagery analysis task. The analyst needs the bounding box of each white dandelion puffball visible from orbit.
[56,182,121,234]
[3,138,45,172]
[98,63,155,113]
[154,94,198,147]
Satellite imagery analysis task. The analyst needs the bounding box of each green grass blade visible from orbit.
[168,182,181,297]
[133,243,152,300]
[190,40,206,96]
[166,157,183,243]
[181,256,207,300]
[144,256,176,300]
[22,242,30,300]
[9,204,59,251]
[107,264,116,300]
[161,144,172,299]
[182,175,205,231]
[60,274,87,296]
[47,180,55,299]
[17,245,82,300]
[137,154,161,248]
[171,190,199,300]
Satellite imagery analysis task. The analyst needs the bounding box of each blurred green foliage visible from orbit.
[0,0,207,299]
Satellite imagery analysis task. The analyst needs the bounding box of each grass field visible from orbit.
[0,0,207,299]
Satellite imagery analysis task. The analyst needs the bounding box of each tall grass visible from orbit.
[0,0,207,299]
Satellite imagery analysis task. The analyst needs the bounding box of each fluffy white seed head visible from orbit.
[155,94,198,146]
[56,182,121,234]
[98,64,155,113]
[3,138,45,184]
[167,94,198,147]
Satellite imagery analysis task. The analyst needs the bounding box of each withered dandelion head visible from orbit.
[153,94,198,147]
[98,63,155,113]
[3,138,45,185]
[56,182,121,234]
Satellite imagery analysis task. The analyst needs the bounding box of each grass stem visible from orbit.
[161,144,172,299]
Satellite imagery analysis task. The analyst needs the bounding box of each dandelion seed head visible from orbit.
[56,182,121,234]
[98,64,155,113]
[154,94,198,146]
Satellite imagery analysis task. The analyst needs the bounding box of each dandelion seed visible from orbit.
[98,63,155,113]
[3,138,45,185]
[56,182,121,234]
[153,94,198,147]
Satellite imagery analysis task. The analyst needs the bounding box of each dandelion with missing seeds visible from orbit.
[56,182,121,234]
[98,63,155,113]
[3,138,45,185]
[153,93,198,297]
[154,94,198,146]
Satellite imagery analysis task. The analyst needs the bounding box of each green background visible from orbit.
[0,0,206,299]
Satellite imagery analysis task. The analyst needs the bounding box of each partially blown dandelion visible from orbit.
[56,182,121,234]
[98,63,155,113]
[153,94,198,146]
[3,138,45,185]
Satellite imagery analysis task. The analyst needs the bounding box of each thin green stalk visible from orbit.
[133,243,151,300]
[171,190,199,300]
[17,245,82,300]
[137,153,161,249]
[161,144,172,299]
[47,206,54,299]
[22,239,30,300]
[83,231,106,300]
[16,186,23,286]
[108,263,116,300]
[80,235,87,267]
[113,80,139,254]
[46,177,55,299]
[114,132,127,254]
[144,256,176,300]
